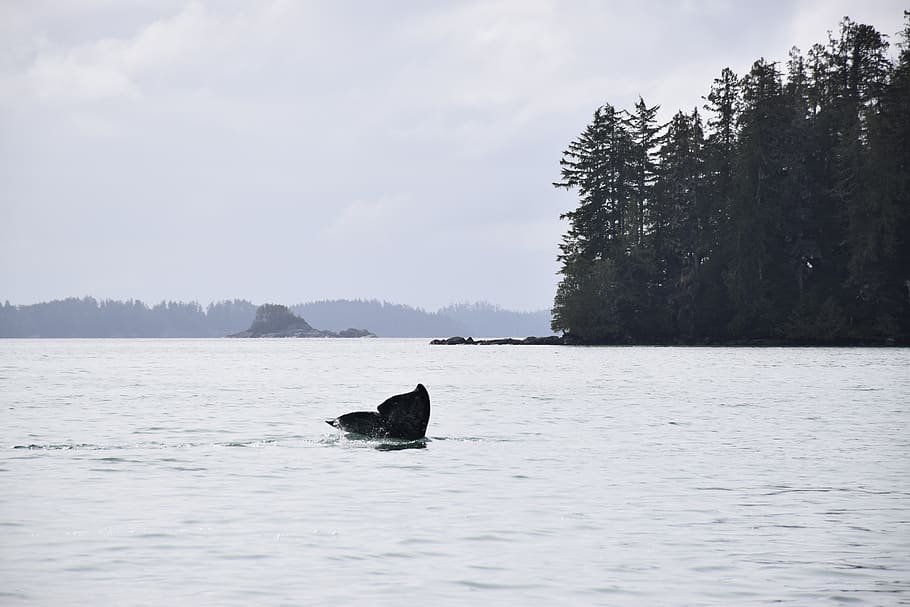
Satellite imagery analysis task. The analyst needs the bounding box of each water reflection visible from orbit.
[374,440,427,451]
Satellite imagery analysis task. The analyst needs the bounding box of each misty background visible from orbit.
[1,1,905,312]
[0,298,553,338]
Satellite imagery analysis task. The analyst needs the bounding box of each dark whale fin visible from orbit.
[327,384,431,440]
[326,411,383,436]
[376,384,430,440]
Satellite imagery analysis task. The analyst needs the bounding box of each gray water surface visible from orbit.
[1,339,908,605]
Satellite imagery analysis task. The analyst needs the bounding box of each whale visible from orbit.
[326,384,430,440]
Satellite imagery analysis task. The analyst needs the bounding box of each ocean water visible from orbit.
[1,339,908,606]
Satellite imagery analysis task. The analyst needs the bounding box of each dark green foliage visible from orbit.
[553,14,910,344]
[554,103,635,261]
[653,108,710,338]
[628,97,663,247]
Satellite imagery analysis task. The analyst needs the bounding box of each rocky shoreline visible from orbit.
[230,326,374,338]
[429,335,906,346]
[430,335,564,345]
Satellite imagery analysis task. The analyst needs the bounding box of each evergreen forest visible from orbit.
[553,15,910,344]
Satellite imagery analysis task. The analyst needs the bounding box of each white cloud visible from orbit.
[27,48,140,100]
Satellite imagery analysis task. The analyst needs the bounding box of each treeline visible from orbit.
[0,298,257,338]
[553,15,910,344]
[0,297,554,338]
[437,302,553,338]
[295,299,553,338]
[293,299,464,337]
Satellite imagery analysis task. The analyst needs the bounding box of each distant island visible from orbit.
[228,304,373,338]
[0,297,552,338]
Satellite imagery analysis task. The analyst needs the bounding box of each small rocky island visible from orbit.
[228,304,374,338]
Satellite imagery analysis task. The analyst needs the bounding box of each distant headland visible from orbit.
[228,304,373,338]
[547,15,910,347]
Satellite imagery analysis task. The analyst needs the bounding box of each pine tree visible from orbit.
[725,59,796,337]
[653,108,708,337]
[552,104,664,340]
[554,104,633,263]
[861,12,910,338]
[626,97,663,247]
[699,67,742,336]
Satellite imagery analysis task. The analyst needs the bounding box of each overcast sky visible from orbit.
[1,1,905,311]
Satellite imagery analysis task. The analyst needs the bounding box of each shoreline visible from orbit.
[429,335,909,347]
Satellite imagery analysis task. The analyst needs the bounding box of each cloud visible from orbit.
[1,1,906,309]
[322,195,423,242]
[27,48,139,100]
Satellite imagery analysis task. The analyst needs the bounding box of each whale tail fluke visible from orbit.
[376,384,430,440]
[326,384,430,440]
[327,410,384,436]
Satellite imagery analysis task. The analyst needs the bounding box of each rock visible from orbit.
[430,335,566,345]
[337,328,375,338]
[477,338,521,345]
[228,304,320,337]
[521,335,564,345]
[228,304,375,338]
